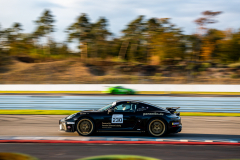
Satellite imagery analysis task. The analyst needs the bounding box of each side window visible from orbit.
[113,103,136,112]
[137,104,156,112]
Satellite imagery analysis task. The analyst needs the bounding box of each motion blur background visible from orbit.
[1,0,240,84]
[1,1,240,160]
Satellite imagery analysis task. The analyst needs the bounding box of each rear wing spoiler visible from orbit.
[166,107,180,115]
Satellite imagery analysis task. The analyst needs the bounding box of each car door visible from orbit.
[99,102,138,131]
[117,87,126,94]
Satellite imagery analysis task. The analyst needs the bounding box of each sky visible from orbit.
[0,0,239,49]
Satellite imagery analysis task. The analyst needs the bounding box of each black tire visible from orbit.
[76,118,95,136]
[147,119,167,137]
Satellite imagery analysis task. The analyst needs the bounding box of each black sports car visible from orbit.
[59,100,182,137]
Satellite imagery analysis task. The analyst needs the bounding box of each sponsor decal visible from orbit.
[101,122,121,128]
[111,114,123,123]
[67,126,71,129]
[67,122,75,124]
[143,113,164,116]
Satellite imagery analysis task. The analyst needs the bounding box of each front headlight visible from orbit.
[65,113,77,120]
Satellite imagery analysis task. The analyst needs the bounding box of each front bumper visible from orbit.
[59,118,75,132]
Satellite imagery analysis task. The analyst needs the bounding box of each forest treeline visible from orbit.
[1,9,240,65]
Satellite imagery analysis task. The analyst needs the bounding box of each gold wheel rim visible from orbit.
[149,120,165,136]
[77,119,93,135]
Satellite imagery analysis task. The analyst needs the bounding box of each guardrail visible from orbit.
[1,84,240,92]
[0,95,240,113]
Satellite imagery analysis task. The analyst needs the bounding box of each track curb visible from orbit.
[0,140,240,145]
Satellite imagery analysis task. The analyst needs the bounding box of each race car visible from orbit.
[103,86,136,95]
[59,100,182,137]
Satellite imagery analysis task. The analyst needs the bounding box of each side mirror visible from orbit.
[108,109,114,114]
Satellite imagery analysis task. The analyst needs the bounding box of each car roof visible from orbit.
[115,100,152,105]
[114,100,166,110]
[115,86,123,88]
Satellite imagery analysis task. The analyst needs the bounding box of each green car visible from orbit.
[104,86,136,95]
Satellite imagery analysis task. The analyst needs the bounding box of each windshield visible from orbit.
[115,86,123,89]
[98,103,112,111]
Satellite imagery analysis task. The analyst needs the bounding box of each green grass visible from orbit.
[0,109,240,117]
[0,152,38,160]
[1,91,240,95]
[77,155,159,160]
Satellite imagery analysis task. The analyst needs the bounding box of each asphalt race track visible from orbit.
[0,115,240,141]
[0,143,240,160]
[0,116,240,159]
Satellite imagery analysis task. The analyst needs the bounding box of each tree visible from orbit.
[194,10,222,60]
[148,18,185,64]
[218,29,240,62]
[0,23,25,65]
[66,13,92,60]
[145,18,162,64]
[0,24,5,51]
[119,15,145,61]
[8,23,24,55]
[0,23,25,55]
[201,29,225,60]
[49,41,70,56]
[0,24,8,66]
[33,9,55,54]
[185,34,202,61]
[90,17,111,59]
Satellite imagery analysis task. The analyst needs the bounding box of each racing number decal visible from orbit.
[112,114,123,123]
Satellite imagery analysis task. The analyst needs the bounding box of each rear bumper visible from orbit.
[169,125,182,133]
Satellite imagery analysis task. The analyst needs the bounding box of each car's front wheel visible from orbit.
[76,118,95,136]
[110,90,116,94]
[147,119,167,137]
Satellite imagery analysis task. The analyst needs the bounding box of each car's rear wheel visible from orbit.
[76,118,95,136]
[147,119,167,137]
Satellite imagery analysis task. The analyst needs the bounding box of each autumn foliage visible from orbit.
[0,9,240,65]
